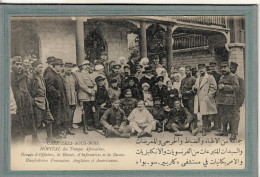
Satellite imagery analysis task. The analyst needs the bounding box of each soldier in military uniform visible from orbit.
[100,99,131,138]
[120,89,138,117]
[62,62,78,135]
[180,65,196,117]
[107,64,123,88]
[229,62,245,137]
[208,62,222,130]
[215,61,239,142]
[74,60,97,133]
[28,60,54,142]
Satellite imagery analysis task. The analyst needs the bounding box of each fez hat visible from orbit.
[142,66,153,74]
[79,60,90,66]
[156,76,164,82]
[65,62,73,67]
[112,64,121,69]
[220,61,229,67]
[32,60,42,68]
[51,58,63,65]
[230,62,238,69]
[95,76,105,83]
[198,63,206,68]
[46,56,56,63]
[142,82,150,88]
[95,64,104,71]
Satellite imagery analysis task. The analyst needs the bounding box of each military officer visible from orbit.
[215,61,239,142]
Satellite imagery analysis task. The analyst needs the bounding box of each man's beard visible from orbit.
[186,73,191,77]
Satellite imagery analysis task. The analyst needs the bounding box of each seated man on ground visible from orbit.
[100,99,131,138]
[165,99,198,136]
[128,100,156,138]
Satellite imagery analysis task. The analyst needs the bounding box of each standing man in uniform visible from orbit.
[208,62,222,130]
[74,60,97,133]
[229,62,245,138]
[215,61,239,141]
[28,60,54,142]
[62,62,78,135]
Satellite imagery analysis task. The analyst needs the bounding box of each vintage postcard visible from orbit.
[0,4,258,177]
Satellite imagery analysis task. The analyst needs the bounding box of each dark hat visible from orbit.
[46,56,56,63]
[127,76,138,83]
[206,66,210,71]
[198,63,206,68]
[136,64,143,69]
[32,60,42,68]
[112,64,121,69]
[156,76,164,82]
[110,78,118,84]
[230,62,238,69]
[95,76,105,83]
[220,61,229,67]
[153,55,160,60]
[142,66,153,74]
[51,58,63,65]
[209,62,217,67]
[185,65,192,69]
[153,97,161,103]
[192,67,198,72]
[65,62,73,67]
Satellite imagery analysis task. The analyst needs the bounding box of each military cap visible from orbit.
[230,62,238,69]
[156,76,164,82]
[46,56,56,63]
[110,78,118,84]
[123,64,130,69]
[209,62,217,67]
[142,66,153,74]
[65,62,73,67]
[95,76,105,83]
[192,67,198,72]
[51,58,63,65]
[112,64,121,69]
[220,61,229,67]
[32,60,42,68]
[79,60,90,66]
[198,63,206,68]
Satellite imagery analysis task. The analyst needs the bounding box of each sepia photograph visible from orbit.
[0,4,257,176]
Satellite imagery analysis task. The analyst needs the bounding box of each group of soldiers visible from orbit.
[10,54,245,143]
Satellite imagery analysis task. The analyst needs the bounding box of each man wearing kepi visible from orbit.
[75,60,96,133]
[62,62,78,135]
[193,63,217,136]
[45,58,69,139]
[128,100,156,138]
[215,61,239,142]
[28,60,54,142]
[100,99,131,138]
[229,62,245,139]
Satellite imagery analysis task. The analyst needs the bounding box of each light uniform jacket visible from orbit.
[74,70,96,102]
[194,73,217,115]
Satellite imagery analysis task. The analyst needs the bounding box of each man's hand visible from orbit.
[184,123,190,129]
[100,103,106,109]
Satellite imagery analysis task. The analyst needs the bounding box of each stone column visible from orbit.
[75,17,85,65]
[166,25,174,72]
[140,22,147,58]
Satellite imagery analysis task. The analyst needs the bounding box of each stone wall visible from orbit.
[228,45,245,78]
[35,19,77,67]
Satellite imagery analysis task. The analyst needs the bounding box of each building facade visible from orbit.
[11,16,245,77]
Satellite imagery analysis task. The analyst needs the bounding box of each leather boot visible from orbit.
[46,123,55,142]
